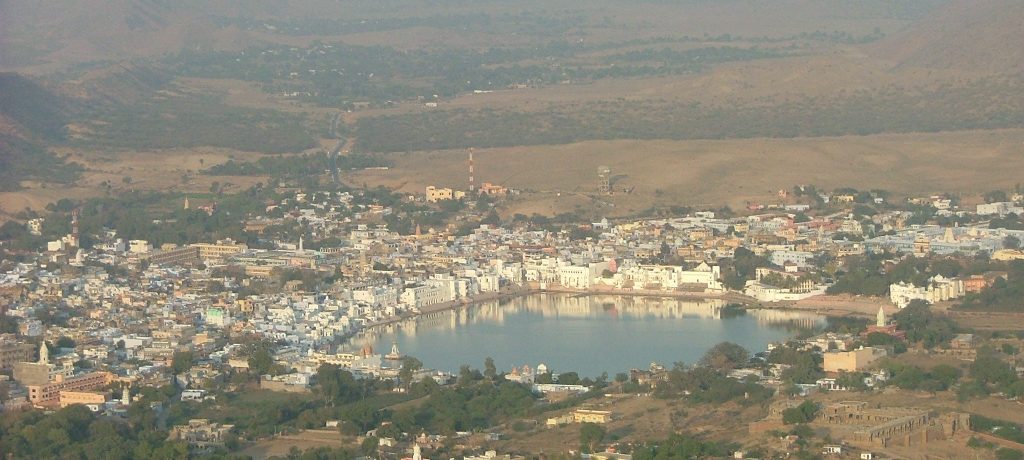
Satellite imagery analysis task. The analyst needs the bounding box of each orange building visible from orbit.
[27,371,115,407]
[59,391,110,408]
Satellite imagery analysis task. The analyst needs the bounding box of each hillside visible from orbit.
[0,74,82,191]
[870,0,1024,73]
[1,0,945,71]
[0,73,71,141]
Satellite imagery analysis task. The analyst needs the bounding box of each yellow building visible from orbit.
[59,391,110,408]
[425,186,467,203]
[823,347,887,373]
[992,249,1024,261]
[572,409,613,424]
[191,241,248,262]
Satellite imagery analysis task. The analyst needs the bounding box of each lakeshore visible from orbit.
[351,292,824,377]
[357,283,758,336]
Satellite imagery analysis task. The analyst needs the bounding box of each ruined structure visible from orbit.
[821,401,969,447]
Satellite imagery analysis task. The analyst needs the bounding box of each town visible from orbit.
[2,178,1024,460]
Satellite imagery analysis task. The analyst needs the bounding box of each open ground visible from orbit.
[347,129,1024,216]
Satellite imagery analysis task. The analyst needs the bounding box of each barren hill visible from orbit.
[870,0,1024,73]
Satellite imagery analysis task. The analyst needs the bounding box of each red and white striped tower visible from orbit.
[468,148,475,193]
[71,208,80,248]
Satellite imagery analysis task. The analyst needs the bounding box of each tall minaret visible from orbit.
[39,342,50,365]
[876,306,887,327]
[122,385,131,404]
[298,235,304,253]
[413,444,422,460]
[184,196,190,210]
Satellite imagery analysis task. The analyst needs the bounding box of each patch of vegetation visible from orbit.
[355,77,1024,152]
[892,301,957,348]
[881,362,961,392]
[167,39,788,110]
[0,73,71,141]
[971,415,1024,445]
[0,133,83,191]
[78,98,316,154]
[0,404,188,459]
[768,343,824,384]
[655,343,773,403]
[782,400,819,424]
[959,261,1024,312]
[630,433,738,460]
[204,152,389,179]
[827,254,967,297]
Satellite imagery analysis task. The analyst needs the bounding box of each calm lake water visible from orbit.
[354,293,825,378]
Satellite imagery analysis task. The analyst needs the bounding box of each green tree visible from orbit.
[892,300,956,348]
[171,350,194,375]
[557,372,581,385]
[997,448,1024,460]
[484,357,497,381]
[972,350,1018,388]
[55,336,76,349]
[315,364,359,406]
[248,347,274,376]
[700,342,749,371]
[579,422,606,453]
[985,190,1009,203]
[360,436,379,456]
[399,356,423,389]
[782,400,819,424]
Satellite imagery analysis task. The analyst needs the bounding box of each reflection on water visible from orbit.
[352,294,824,377]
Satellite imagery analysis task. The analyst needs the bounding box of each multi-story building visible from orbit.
[59,391,110,409]
[27,371,115,407]
[889,275,965,308]
[0,340,35,370]
[146,246,201,267]
[191,240,248,262]
[425,186,466,203]
[169,419,235,454]
[823,347,887,373]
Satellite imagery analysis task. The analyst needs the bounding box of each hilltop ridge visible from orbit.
[870,0,1024,73]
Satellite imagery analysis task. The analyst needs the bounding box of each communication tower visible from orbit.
[70,208,80,248]
[468,148,475,193]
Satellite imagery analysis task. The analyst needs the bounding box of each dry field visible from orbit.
[0,147,272,219]
[239,430,350,460]
[347,129,1024,216]
[495,393,757,453]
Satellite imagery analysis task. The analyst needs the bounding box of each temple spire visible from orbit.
[39,341,50,365]
[877,306,886,327]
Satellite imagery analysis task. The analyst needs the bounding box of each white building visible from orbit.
[889,275,965,308]
[770,250,815,269]
[977,202,1024,216]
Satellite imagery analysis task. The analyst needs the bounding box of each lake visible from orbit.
[353,293,824,378]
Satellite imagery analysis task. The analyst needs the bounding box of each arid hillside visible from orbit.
[4,0,1024,219]
[870,0,1024,73]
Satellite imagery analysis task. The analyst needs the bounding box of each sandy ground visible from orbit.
[788,294,894,318]
[239,430,350,460]
[347,128,1024,215]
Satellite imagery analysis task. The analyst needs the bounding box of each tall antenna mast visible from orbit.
[71,208,80,248]
[468,148,475,193]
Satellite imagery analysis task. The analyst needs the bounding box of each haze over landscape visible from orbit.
[2,0,1023,217]
[4,1,1024,460]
